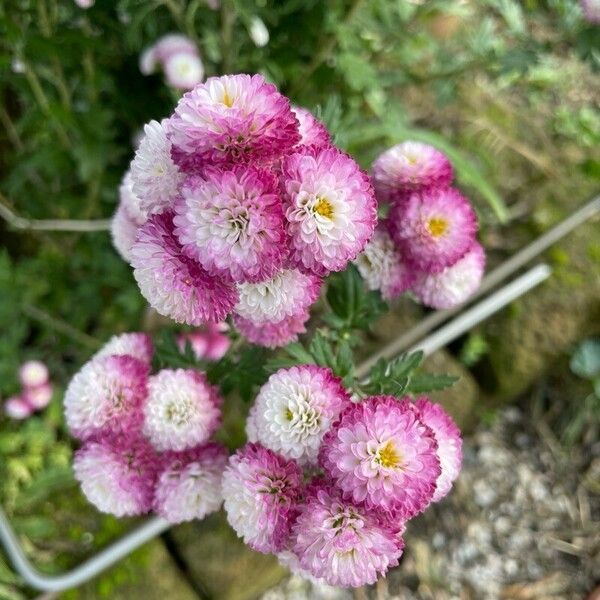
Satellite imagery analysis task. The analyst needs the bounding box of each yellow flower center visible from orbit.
[314,197,334,219]
[377,441,401,469]
[284,408,293,421]
[222,91,234,107]
[427,216,448,238]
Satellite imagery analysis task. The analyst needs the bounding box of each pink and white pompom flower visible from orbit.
[94,332,154,365]
[246,365,351,465]
[177,322,230,362]
[233,309,311,349]
[581,0,600,24]
[291,106,331,149]
[222,443,303,553]
[319,396,441,518]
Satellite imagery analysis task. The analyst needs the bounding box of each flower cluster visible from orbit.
[222,367,462,587]
[140,34,204,90]
[111,74,377,347]
[581,0,600,24]
[357,141,485,309]
[3,360,53,420]
[66,332,228,523]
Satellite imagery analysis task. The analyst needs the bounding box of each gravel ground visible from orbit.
[261,406,600,600]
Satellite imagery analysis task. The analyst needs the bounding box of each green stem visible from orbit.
[220,0,237,74]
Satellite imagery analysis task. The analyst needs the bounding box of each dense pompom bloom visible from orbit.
[19,360,49,388]
[388,187,477,273]
[246,366,350,465]
[291,484,404,587]
[319,396,441,518]
[164,52,204,90]
[412,398,462,502]
[581,0,600,24]
[222,443,303,553]
[111,203,141,263]
[130,120,184,218]
[354,227,415,300]
[292,107,331,149]
[412,241,485,309]
[154,443,228,523]
[372,141,453,201]
[74,434,160,517]
[130,212,238,325]
[174,167,287,282]
[233,309,310,348]
[234,268,321,324]
[167,74,300,166]
[177,322,230,361]
[281,147,377,275]
[143,368,222,452]
[94,332,154,365]
[22,383,53,410]
[64,355,149,440]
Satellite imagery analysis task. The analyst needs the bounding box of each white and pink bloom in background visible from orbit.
[581,0,600,24]
[4,360,53,419]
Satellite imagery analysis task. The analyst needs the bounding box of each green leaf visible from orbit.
[406,373,459,394]
[152,330,199,371]
[362,352,424,396]
[570,338,600,380]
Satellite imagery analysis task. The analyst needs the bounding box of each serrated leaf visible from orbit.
[406,373,459,394]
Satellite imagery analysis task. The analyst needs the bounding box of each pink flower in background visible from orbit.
[412,241,486,309]
[64,355,149,440]
[142,368,222,452]
[233,309,311,348]
[246,365,351,465]
[130,212,238,325]
[74,434,160,517]
[292,107,331,149]
[94,332,154,365]
[291,483,404,587]
[354,227,415,301]
[4,396,33,420]
[222,443,303,553]
[319,396,441,518]
[167,74,300,166]
[74,0,94,8]
[411,398,463,502]
[22,383,53,410]
[154,443,228,523]
[581,0,600,24]
[281,146,376,276]
[388,187,478,274]
[4,360,54,419]
[177,322,231,361]
[372,141,453,202]
[174,166,287,283]
[19,360,49,388]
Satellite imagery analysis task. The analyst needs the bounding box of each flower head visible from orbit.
[247,366,351,465]
[319,396,441,518]
[130,120,184,218]
[412,398,462,502]
[412,241,485,309]
[154,443,228,523]
[130,212,238,325]
[74,434,160,517]
[292,107,331,149]
[19,360,49,388]
[4,397,33,420]
[64,355,149,440]
[291,483,404,587]
[388,187,477,273]
[177,322,230,361]
[23,383,53,410]
[167,74,300,167]
[354,227,415,300]
[222,443,303,553]
[164,52,204,90]
[94,332,154,365]
[111,203,141,263]
[372,141,453,201]
[233,309,310,348]
[143,368,222,452]
[281,147,376,275]
[174,166,287,283]
[581,0,600,24]
[118,170,147,225]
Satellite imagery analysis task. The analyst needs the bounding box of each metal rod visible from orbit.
[0,508,169,592]
[356,195,600,376]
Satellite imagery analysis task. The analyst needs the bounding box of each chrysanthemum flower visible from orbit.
[281,147,377,275]
[174,167,287,283]
[154,443,228,523]
[94,332,154,365]
[177,322,230,361]
[130,120,184,218]
[372,141,453,201]
[19,360,49,388]
[581,0,600,24]
[74,434,160,517]
[4,397,32,420]
[234,268,321,324]
[292,107,331,149]
[222,443,303,553]
[412,241,485,309]
[167,74,300,166]
[118,170,147,225]
[291,483,404,587]
[233,309,310,348]
[23,383,53,410]
[143,368,222,452]
[354,227,415,300]
[64,355,149,440]
[111,204,140,263]
[153,34,198,63]
[319,396,440,518]
[130,212,238,325]
[388,187,478,273]
[412,398,462,502]
[246,366,350,465]
[164,52,204,90]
